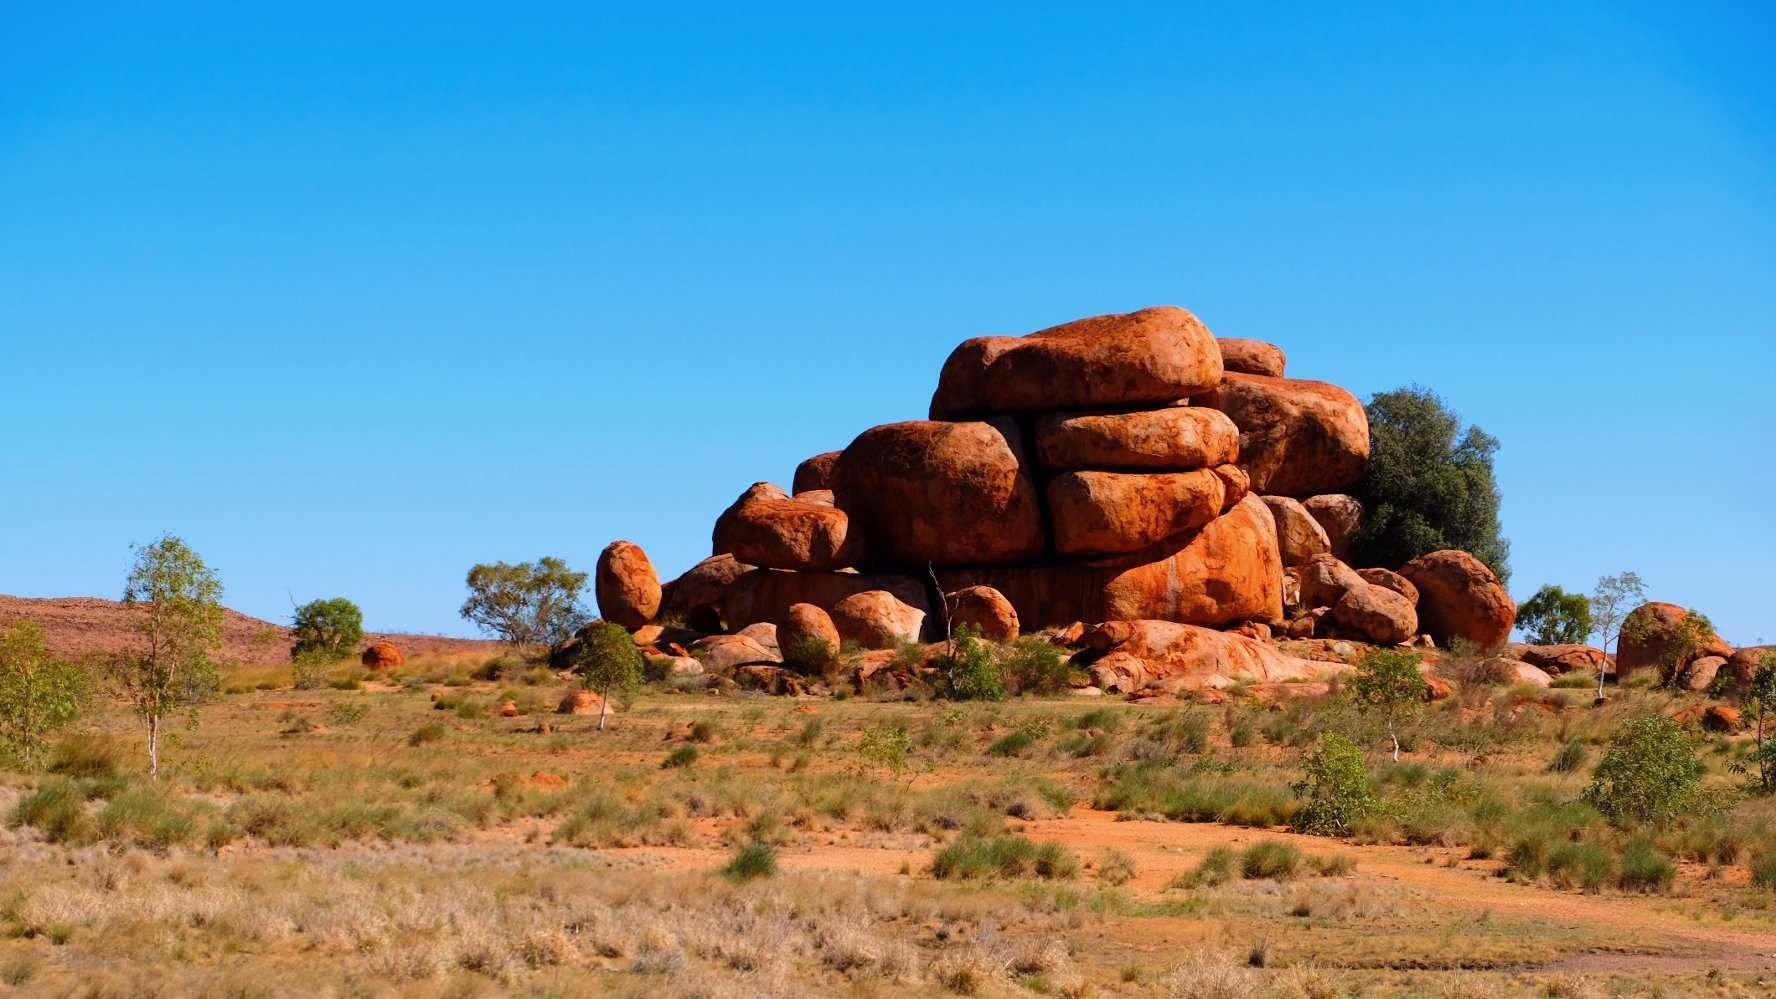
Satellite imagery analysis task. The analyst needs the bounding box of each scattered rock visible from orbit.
[1703,704,1742,732]
[1194,372,1370,497]
[944,585,1019,642]
[930,305,1223,418]
[1513,644,1606,676]
[734,664,812,696]
[689,634,781,672]
[556,688,606,716]
[1216,337,1286,378]
[1261,496,1331,567]
[596,540,662,629]
[1677,655,1727,692]
[1329,583,1418,646]
[736,621,780,654]
[831,590,927,650]
[1484,657,1552,688]
[778,603,841,671]
[498,699,519,717]
[1398,550,1516,650]
[1080,620,1347,694]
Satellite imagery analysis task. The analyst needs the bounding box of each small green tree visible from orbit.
[1347,648,1427,762]
[570,622,641,732]
[1584,716,1702,826]
[0,621,88,768]
[937,625,1004,701]
[1351,386,1510,582]
[1588,571,1647,700]
[290,597,364,660]
[1515,585,1592,646]
[1291,732,1376,836]
[1740,652,1776,794]
[460,557,590,650]
[114,535,224,778]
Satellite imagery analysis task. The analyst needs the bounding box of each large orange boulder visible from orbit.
[792,450,843,493]
[1329,583,1418,646]
[1033,407,1239,471]
[939,493,1283,630]
[1195,373,1369,497]
[1514,643,1606,676]
[689,634,781,672]
[660,553,753,631]
[835,419,1044,566]
[1216,338,1286,378]
[1356,567,1418,606]
[778,603,841,671]
[557,688,606,716]
[720,567,928,631]
[711,482,861,571]
[1292,554,1364,611]
[1398,550,1515,650]
[944,585,1019,642]
[929,306,1223,418]
[1080,620,1346,694]
[1303,494,1363,561]
[831,590,926,649]
[361,641,405,669]
[595,540,661,629]
[1614,602,1733,683]
[1047,469,1226,556]
[1260,496,1331,566]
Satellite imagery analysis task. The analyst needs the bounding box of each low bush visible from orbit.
[937,626,1004,701]
[13,778,96,844]
[1584,717,1701,826]
[1549,740,1587,774]
[1240,841,1301,880]
[931,833,1078,880]
[1291,733,1376,836]
[1616,838,1676,893]
[1175,846,1238,888]
[721,841,778,883]
[407,723,447,747]
[999,637,1070,694]
[662,745,699,769]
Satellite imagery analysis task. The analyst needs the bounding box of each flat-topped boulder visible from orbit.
[835,418,1045,566]
[930,306,1223,418]
[1033,406,1239,471]
[1195,372,1369,497]
[1081,619,1346,694]
[1216,338,1286,377]
[711,482,861,571]
[1047,468,1226,556]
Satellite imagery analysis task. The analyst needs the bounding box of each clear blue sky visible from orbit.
[3,4,1772,644]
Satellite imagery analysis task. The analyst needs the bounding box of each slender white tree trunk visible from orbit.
[597,689,608,732]
[148,714,160,779]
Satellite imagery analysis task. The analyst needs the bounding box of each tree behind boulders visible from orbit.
[1351,386,1510,583]
[460,557,590,650]
[113,535,223,778]
[1516,584,1592,645]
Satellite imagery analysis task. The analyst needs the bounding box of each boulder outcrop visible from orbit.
[1195,373,1369,497]
[944,585,1019,642]
[1048,469,1226,556]
[1399,550,1515,650]
[1033,406,1239,471]
[1216,338,1286,378]
[1329,583,1418,646]
[1355,567,1418,606]
[660,553,753,631]
[1303,494,1363,560]
[831,590,926,649]
[595,540,661,630]
[792,450,843,493]
[1080,620,1346,694]
[1261,496,1331,566]
[1614,602,1733,683]
[1514,643,1606,676]
[361,641,404,669]
[711,482,861,571]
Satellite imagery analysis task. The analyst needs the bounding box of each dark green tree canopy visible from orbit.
[291,597,364,660]
[460,557,590,648]
[1352,386,1510,583]
[1516,585,1593,645]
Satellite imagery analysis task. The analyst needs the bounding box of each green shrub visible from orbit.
[97,786,198,848]
[1515,585,1592,646]
[46,738,122,780]
[721,841,778,883]
[290,597,364,660]
[1176,846,1238,888]
[781,636,835,674]
[931,834,1077,880]
[1309,853,1356,877]
[572,623,642,730]
[937,626,1004,701]
[1584,717,1702,826]
[999,637,1070,694]
[1347,649,1427,761]
[407,723,447,747]
[1616,838,1676,893]
[1546,840,1614,892]
[986,718,1049,758]
[1750,848,1776,889]
[1240,841,1301,880]
[1549,740,1587,775]
[12,778,96,844]
[1291,733,1377,836]
[662,745,699,769]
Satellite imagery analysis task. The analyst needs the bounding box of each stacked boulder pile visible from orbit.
[592,306,1520,698]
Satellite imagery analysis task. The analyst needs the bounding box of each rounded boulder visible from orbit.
[1033,406,1238,471]
[1194,372,1370,497]
[1047,468,1226,556]
[831,590,927,650]
[945,585,1019,642]
[595,540,661,630]
[1398,550,1515,651]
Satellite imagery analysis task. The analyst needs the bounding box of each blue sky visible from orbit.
[2,3,1772,644]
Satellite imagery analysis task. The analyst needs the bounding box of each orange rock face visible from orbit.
[1303,494,1363,561]
[779,602,841,671]
[1398,550,1516,651]
[930,306,1223,418]
[939,494,1283,630]
[361,641,405,669]
[712,482,861,571]
[1048,469,1226,556]
[1719,646,1775,699]
[792,450,843,493]
[1614,602,1734,682]
[1293,554,1364,611]
[1195,372,1370,497]
[1513,643,1605,676]
[836,419,1045,566]
[1216,338,1287,377]
[944,585,1019,642]
[688,634,780,672]
[595,540,662,630]
[1033,407,1239,471]
[1210,463,1250,511]
[1356,567,1418,606]
[1329,583,1418,645]
[1080,620,1346,694]
[660,553,753,631]
[556,688,606,715]
[1260,496,1330,567]
[831,590,927,649]
[720,568,928,632]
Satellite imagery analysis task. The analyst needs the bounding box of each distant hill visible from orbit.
[0,595,502,667]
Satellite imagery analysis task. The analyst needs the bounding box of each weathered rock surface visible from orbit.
[1399,550,1516,650]
[1614,602,1734,683]
[831,590,926,649]
[721,568,928,632]
[939,494,1283,630]
[835,419,1045,566]
[736,621,780,654]
[944,585,1019,642]
[1303,494,1363,561]
[1293,554,1364,611]
[1194,373,1369,497]
[1216,338,1286,378]
[595,540,661,629]
[1329,583,1418,646]
[792,451,843,493]
[711,483,861,571]
[1261,496,1331,566]
[361,641,404,669]
[690,634,781,672]
[778,603,841,671]
[1513,643,1606,676]
[1033,407,1239,471]
[930,306,1223,418]
[1719,646,1776,699]
[1677,655,1728,692]
[1211,463,1250,511]
[660,554,753,631]
[557,688,606,716]
[1080,620,1346,694]
[1048,469,1226,556]
[1484,657,1552,688]
[1356,567,1418,606]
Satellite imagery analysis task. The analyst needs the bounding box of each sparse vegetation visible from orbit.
[1291,732,1376,836]
[113,534,224,777]
[571,622,642,731]
[290,596,364,660]
[0,621,87,768]
[1584,716,1702,826]
[459,556,590,648]
[1515,584,1591,645]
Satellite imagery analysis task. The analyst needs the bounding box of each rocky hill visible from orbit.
[0,595,501,667]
